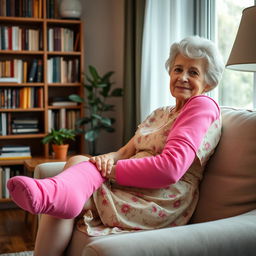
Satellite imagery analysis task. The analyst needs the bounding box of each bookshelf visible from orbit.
[0,0,84,205]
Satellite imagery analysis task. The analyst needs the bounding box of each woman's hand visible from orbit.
[89,152,117,177]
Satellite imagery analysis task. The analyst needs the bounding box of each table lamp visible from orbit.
[226,6,256,71]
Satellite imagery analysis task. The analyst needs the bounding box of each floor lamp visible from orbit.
[226,6,256,107]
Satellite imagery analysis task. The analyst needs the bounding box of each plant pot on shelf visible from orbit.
[52,144,69,161]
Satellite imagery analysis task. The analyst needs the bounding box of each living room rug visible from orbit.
[0,252,33,256]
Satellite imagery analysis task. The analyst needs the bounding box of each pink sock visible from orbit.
[7,161,105,219]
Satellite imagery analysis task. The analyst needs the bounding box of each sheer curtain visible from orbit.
[140,0,216,121]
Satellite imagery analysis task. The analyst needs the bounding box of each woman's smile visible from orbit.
[175,85,192,91]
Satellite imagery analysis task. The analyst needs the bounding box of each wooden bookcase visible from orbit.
[0,0,84,204]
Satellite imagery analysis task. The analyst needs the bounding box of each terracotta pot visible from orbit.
[52,144,69,160]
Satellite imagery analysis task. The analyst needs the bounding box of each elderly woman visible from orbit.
[8,35,224,256]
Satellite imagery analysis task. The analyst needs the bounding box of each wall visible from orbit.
[80,0,125,153]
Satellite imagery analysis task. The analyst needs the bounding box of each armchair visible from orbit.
[34,106,256,256]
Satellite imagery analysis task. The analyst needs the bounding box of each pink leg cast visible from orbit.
[7,161,105,219]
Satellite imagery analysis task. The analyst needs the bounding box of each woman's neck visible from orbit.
[173,99,187,113]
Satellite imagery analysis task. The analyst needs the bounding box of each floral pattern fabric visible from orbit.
[77,106,221,236]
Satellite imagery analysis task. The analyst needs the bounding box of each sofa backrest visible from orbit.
[191,106,256,223]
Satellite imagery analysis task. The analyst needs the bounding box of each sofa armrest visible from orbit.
[84,209,256,256]
[34,162,66,179]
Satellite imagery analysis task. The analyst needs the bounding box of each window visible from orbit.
[216,0,255,108]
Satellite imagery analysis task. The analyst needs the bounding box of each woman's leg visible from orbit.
[34,156,95,256]
[34,215,74,256]
[7,155,105,218]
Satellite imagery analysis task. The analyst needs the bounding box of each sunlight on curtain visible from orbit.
[140,0,197,121]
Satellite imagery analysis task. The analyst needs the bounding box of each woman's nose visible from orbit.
[178,72,188,82]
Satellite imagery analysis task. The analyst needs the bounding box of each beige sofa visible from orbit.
[34,107,256,256]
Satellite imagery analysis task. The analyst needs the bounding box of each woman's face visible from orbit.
[169,54,209,102]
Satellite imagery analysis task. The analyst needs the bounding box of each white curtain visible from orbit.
[140,0,216,121]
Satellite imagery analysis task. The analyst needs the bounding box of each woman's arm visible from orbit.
[115,95,220,189]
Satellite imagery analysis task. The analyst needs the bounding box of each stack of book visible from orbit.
[12,118,39,134]
[0,145,31,160]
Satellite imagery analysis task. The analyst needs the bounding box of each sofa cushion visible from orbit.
[191,107,256,223]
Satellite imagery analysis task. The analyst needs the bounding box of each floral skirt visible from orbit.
[77,174,199,237]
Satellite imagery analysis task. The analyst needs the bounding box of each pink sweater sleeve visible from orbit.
[115,95,220,189]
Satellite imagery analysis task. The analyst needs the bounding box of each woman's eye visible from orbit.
[189,70,199,76]
[174,68,182,73]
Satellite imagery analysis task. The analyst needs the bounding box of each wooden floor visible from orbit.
[0,208,35,253]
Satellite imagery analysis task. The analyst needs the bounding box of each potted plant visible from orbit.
[69,65,123,155]
[42,128,76,160]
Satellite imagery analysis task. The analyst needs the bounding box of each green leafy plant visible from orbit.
[42,128,76,145]
[69,65,123,155]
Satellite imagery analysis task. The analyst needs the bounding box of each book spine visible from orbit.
[0,167,3,199]
[28,59,38,83]
[36,59,43,82]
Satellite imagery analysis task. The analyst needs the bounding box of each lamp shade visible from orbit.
[226,6,256,72]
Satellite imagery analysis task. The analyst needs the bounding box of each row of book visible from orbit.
[0,114,40,135]
[0,87,43,109]
[48,27,77,52]
[46,0,59,19]
[0,0,43,18]
[47,57,79,83]
[48,109,79,131]
[0,58,43,83]
[0,25,42,51]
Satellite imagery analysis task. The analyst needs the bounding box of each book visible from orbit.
[0,152,31,157]
[4,167,10,198]
[0,77,18,83]
[51,101,78,106]
[1,113,7,136]
[0,145,31,151]
[59,108,66,129]
[36,59,43,82]
[12,118,38,124]
[12,123,38,128]
[0,167,2,198]
[48,109,52,131]
[12,128,39,133]
[0,155,32,160]
[28,59,38,82]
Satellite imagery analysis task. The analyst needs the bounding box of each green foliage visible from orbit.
[42,128,76,145]
[69,65,123,154]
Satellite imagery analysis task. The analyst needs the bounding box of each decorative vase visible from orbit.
[59,0,82,19]
[52,144,69,160]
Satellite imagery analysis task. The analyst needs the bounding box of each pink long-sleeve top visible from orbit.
[115,95,220,189]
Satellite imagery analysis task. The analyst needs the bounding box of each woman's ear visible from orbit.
[203,84,212,93]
